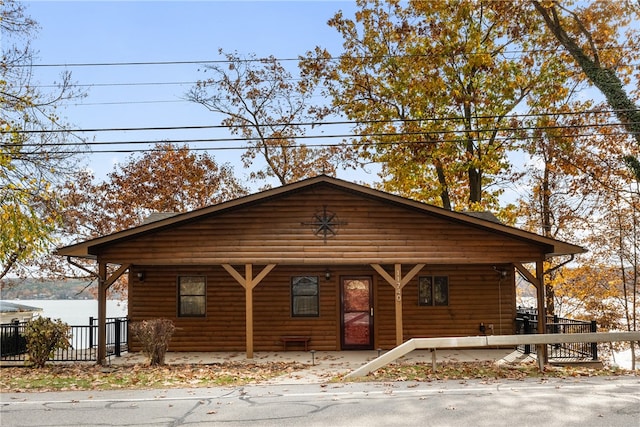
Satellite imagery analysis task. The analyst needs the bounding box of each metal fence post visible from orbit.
[523,316,531,354]
[12,320,20,355]
[89,316,94,348]
[590,320,598,360]
[114,318,121,357]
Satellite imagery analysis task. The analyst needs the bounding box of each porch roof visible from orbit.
[57,175,586,260]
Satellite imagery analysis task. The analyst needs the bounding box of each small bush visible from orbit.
[24,317,71,368]
[130,318,175,366]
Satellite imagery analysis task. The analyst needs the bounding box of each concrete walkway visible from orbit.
[109,348,529,384]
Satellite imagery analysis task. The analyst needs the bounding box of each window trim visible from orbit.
[418,275,449,307]
[291,275,320,317]
[177,275,207,317]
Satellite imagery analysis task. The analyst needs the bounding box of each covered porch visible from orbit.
[57,176,585,366]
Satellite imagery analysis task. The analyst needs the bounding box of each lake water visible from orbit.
[4,299,127,325]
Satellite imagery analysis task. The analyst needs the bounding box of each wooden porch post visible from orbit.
[97,261,108,366]
[536,260,548,366]
[96,262,131,366]
[371,263,425,346]
[245,264,254,359]
[222,264,276,359]
[514,261,548,370]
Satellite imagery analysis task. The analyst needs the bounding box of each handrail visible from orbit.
[1,318,129,362]
[346,331,640,378]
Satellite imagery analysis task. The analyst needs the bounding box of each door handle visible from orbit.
[370,307,374,317]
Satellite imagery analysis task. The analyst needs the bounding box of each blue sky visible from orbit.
[24,1,370,187]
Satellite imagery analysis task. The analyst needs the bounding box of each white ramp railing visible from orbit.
[345,332,640,378]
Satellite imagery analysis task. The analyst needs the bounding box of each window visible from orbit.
[419,276,449,306]
[291,276,319,317]
[178,276,206,317]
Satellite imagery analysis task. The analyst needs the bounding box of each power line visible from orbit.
[38,81,198,89]
[28,62,640,93]
[6,128,635,156]
[3,108,636,135]
[0,109,636,134]
[68,99,186,106]
[15,44,640,68]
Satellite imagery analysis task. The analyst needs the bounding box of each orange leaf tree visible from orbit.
[45,143,247,296]
[300,0,563,217]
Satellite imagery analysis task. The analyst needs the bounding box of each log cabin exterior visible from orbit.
[57,175,586,364]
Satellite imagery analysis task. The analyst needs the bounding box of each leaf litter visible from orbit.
[0,359,633,392]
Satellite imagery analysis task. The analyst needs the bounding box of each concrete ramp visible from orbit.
[345,332,640,378]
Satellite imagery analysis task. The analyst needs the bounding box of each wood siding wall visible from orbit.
[98,184,547,266]
[128,264,515,352]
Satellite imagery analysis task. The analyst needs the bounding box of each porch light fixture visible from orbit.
[325,269,331,280]
[136,272,145,281]
[493,266,507,279]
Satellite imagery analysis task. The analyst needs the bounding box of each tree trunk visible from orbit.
[434,158,452,211]
[532,1,640,180]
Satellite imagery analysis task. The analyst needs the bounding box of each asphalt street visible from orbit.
[1,376,639,427]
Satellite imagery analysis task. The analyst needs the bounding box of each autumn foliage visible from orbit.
[38,143,248,297]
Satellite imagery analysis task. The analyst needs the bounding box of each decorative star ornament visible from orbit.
[302,206,347,243]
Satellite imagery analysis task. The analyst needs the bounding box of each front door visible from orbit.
[341,276,373,350]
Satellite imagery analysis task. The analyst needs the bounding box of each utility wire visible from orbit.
[37,81,198,89]
[6,128,635,156]
[28,61,640,92]
[4,108,636,135]
[14,44,640,68]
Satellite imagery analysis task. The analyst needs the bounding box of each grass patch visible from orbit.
[360,360,632,382]
[0,361,307,392]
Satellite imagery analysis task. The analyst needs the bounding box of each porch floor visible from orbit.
[108,348,529,384]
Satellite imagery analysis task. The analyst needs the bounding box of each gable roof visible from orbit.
[57,175,586,259]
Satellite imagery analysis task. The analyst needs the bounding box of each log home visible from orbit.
[57,175,586,364]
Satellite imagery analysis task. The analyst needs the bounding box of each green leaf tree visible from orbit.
[1,0,84,280]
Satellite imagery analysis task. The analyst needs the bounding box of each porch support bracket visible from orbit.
[371,263,425,346]
[222,263,276,359]
[97,262,131,366]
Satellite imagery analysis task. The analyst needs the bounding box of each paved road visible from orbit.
[1,376,638,426]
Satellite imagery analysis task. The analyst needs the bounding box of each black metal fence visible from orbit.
[0,317,128,362]
[515,307,598,360]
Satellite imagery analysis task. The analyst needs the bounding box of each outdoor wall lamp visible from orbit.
[493,266,508,279]
[137,272,145,281]
[325,269,331,280]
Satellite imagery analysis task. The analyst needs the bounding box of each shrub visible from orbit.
[130,318,175,366]
[24,317,71,368]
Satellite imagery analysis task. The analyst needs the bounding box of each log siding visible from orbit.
[99,186,547,266]
[128,264,514,352]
